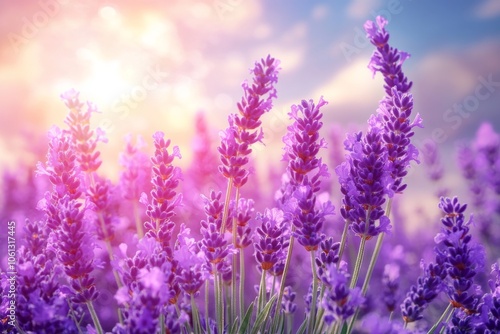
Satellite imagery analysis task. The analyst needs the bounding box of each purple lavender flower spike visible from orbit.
[61,90,104,175]
[143,131,183,257]
[382,263,400,313]
[320,262,365,324]
[280,97,334,251]
[315,237,340,271]
[400,259,447,323]
[282,97,329,192]
[199,191,233,274]
[14,219,78,332]
[232,198,254,249]
[282,286,297,314]
[119,135,152,204]
[364,16,422,195]
[337,120,392,240]
[254,208,288,272]
[37,127,99,304]
[174,224,209,297]
[218,55,280,188]
[478,263,500,333]
[436,197,484,313]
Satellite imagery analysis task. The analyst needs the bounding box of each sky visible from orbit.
[0,0,500,216]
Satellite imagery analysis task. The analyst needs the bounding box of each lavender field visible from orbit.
[1,1,500,334]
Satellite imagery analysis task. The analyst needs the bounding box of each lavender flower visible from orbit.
[218,55,280,188]
[254,208,288,272]
[365,16,422,194]
[199,191,233,275]
[382,263,400,313]
[479,263,500,333]
[119,135,152,236]
[320,262,365,324]
[337,120,392,240]
[15,219,78,332]
[315,237,340,271]
[174,224,208,297]
[282,286,297,314]
[61,89,105,176]
[436,197,484,313]
[280,97,334,250]
[400,259,447,323]
[37,127,98,304]
[114,236,182,333]
[142,131,183,256]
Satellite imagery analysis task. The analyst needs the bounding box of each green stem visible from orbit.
[86,301,103,334]
[286,313,292,334]
[337,219,351,267]
[191,294,202,334]
[213,267,223,333]
[361,199,392,295]
[308,250,319,334]
[205,280,211,334]
[231,187,241,325]
[349,237,367,289]
[239,248,245,322]
[159,314,165,334]
[440,306,455,333]
[220,179,233,235]
[258,270,267,314]
[427,303,453,334]
[275,232,295,317]
[133,200,144,238]
[67,299,84,334]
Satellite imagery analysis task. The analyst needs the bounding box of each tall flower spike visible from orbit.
[143,131,183,257]
[281,97,334,250]
[436,197,484,314]
[61,89,104,175]
[400,259,447,323]
[337,119,392,240]
[365,16,422,194]
[320,262,365,325]
[218,55,280,188]
[254,208,288,272]
[15,219,78,332]
[282,97,329,192]
[37,128,98,304]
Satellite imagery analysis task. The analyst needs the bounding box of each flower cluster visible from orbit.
[320,262,365,325]
[37,127,98,305]
[337,121,392,239]
[436,197,484,313]
[218,55,280,188]
[365,16,422,195]
[281,97,334,250]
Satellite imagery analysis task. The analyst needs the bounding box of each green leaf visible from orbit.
[238,302,254,334]
[251,295,277,334]
[296,318,307,334]
[230,316,239,334]
[340,322,348,334]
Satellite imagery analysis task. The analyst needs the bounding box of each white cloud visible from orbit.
[474,0,500,19]
[310,57,384,116]
[311,4,329,21]
[346,0,381,18]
